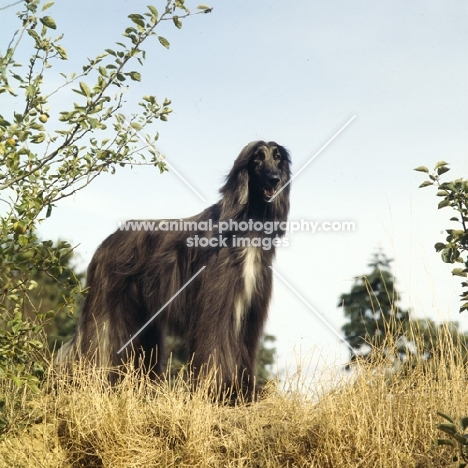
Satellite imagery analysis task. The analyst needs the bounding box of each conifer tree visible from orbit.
[339,251,410,365]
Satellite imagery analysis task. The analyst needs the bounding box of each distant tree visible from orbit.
[339,250,468,369]
[339,251,411,367]
[406,318,468,364]
[255,334,277,387]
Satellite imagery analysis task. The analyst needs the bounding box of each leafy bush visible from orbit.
[415,161,468,312]
[436,411,468,468]
[0,0,210,393]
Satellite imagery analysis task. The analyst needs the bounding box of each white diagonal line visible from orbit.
[117,266,206,354]
[269,115,356,202]
[123,119,207,202]
[269,266,355,354]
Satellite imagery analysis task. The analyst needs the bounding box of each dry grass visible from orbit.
[0,341,466,467]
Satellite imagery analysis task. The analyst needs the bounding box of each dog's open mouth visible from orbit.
[263,187,277,200]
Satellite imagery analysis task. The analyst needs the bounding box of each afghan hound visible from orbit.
[56,141,291,400]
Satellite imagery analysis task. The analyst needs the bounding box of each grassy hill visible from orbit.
[0,342,466,467]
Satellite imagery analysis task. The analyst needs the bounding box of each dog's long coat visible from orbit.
[57,141,291,398]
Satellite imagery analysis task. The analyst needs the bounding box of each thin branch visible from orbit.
[0,0,22,11]
[44,70,87,100]
[0,125,81,190]
[1,6,35,85]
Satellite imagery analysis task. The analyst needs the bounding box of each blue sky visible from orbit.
[2,0,467,377]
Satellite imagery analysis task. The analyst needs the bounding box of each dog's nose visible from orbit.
[269,174,280,188]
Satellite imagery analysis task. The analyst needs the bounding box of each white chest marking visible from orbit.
[234,248,259,334]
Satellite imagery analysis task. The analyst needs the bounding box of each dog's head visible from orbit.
[247,142,290,203]
[220,141,291,221]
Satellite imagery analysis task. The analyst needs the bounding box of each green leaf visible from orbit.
[29,340,44,349]
[130,122,142,130]
[129,71,141,81]
[0,116,11,127]
[147,5,158,19]
[452,268,467,278]
[31,133,45,144]
[438,199,451,209]
[414,166,429,173]
[434,242,446,252]
[441,248,458,264]
[460,417,468,431]
[89,118,99,129]
[40,16,57,29]
[27,29,40,43]
[18,235,29,247]
[42,2,54,11]
[128,14,145,28]
[451,230,466,238]
[44,310,55,320]
[173,16,182,29]
[158,36,170,49]
[434,160,450,169]
[79,82,91,97]
[436,422,457,435]
[55,45,67,60]
[419,181,433,188]
[437,166,450,176]
[435,438,455,447]
[439,182,455,191]
[11,375,22,388]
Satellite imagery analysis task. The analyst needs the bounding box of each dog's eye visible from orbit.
[273,150,281,161]
[254,150,265,162]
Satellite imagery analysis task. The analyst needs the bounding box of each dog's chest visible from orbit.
[234,248,259,333]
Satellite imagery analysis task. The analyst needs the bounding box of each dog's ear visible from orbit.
[219,164,249,220]
[219,142,261,220]
[232,166,249,205]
